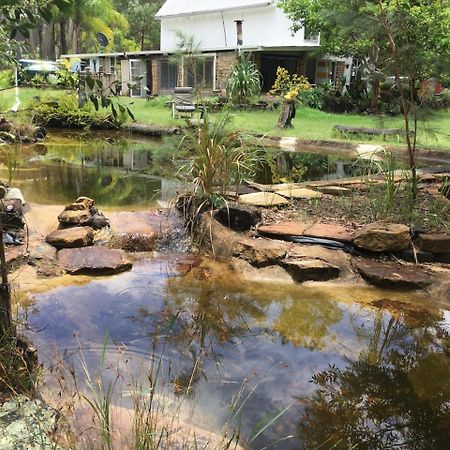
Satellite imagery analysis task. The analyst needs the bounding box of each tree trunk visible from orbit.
[0,220,12,336]
[277,100,296,128]
[49,24,56,60]
[38,26,44,60]
[370,79,380,112]
[60,19,67,56]
[141,29,145,51]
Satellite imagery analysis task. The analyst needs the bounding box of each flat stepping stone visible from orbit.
[281,257,340,282]
[238,192,289,207]
[316,186,352,196]
[258,221,353,243]
[58,246,132,275]
[353,223,410,252]
[275,187,322,199]
[46,226,94,249]
[355,259,432,290]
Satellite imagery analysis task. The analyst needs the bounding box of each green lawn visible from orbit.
[1,87,449,150]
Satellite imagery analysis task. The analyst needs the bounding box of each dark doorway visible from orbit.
[260,53,302,92]
[305,58,317,84]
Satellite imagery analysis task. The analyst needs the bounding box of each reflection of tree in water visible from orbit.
[273,297,343,350]
[298,312,450,449]
[157,274,270,396]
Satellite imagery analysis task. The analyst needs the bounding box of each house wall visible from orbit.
[121,59,130,96]
[215,51,238,92]
[159,5,318,52]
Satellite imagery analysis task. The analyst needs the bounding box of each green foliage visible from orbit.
[178,110,260,204]
[29,92,123,129]
[226,54,262,105]
[115,0,164,51]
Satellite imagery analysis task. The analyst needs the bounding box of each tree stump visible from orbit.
[277,100,296,128]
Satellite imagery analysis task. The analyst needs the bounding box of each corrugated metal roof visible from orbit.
[156,0,273,18]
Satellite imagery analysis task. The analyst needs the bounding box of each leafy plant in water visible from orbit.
[226,54,261,105]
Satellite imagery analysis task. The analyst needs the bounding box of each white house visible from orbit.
[62,0,352,97]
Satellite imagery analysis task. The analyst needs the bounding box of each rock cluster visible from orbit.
[195,211,450,293]
[58,196,109,229]
[43,196,132,276]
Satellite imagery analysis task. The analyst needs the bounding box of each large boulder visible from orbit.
[0,395,58,450]
[352,223,410,252]
[57,247,132,275]
[280,257,340,282]
[234,237,287,266]
[214,203,262,231]
[46,226,94,249]
[194,213,241,258]
[354,259,432,289]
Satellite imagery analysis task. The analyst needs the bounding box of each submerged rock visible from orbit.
[281,257,340,282]
[353,223,410,252]
[46,226,94,249]
[29,243,57,262]
[58,246,132,275]
[354,259,432,289]
[214,203,262,231]
[0,395,58,449]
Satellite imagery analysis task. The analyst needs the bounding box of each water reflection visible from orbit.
[298,314,450,450]
[0,131,180,208]
[21,257,450,449]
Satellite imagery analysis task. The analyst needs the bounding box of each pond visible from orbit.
[0,129,417,210]
[21,255,450,449]
[0,130,181,209]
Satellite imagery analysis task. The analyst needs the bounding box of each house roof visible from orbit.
[155,0,273,19]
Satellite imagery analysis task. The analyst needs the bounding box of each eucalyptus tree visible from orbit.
[280,0,450,204]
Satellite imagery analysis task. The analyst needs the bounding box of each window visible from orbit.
[184,57,214,89]
[160,59,178,90]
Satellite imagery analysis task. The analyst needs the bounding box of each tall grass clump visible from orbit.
[178,109,262,211]
[226,54,261,105]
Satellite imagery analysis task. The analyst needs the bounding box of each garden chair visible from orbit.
[172,86,196,119]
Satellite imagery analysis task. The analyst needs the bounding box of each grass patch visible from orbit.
[1,87,449,150]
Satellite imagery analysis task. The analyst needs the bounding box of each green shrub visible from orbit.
[226,54,261,105]
[29,92,123,129]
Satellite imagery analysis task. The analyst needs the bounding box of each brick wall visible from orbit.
[215,51,238,92]
[151,59,159,95]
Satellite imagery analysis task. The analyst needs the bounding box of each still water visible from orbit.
[0,130,180,209]
[0,130,383,209]
[22,256,450,449]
